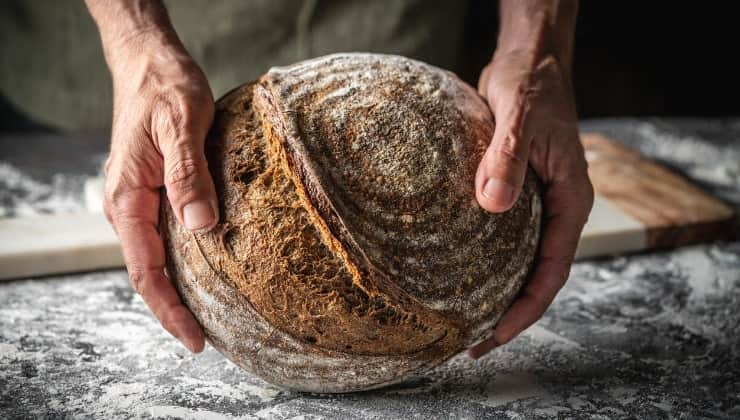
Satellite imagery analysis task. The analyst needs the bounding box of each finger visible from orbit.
[475,102,533,213]
[468,174,593,358]
[491,255,573,345]
[467,335,498,359]
[106,183,205,353]
[467,253,572,359]
[155,95,219,232]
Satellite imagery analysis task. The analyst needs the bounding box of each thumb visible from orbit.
[161,130,219,232]
[475,106,533,213]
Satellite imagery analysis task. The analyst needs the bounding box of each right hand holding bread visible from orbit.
[87,0,215,353]
[468,0,593,358]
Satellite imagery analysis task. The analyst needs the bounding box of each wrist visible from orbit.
[495,0,577,78]
[108,33,193,83]
[85,0,187,75]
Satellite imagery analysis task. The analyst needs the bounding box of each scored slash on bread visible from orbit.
[160,53,542,392]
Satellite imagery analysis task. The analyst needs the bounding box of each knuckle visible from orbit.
[103,186,124,223]
[102,191,147,234]
[153,98,184,138]
[543,257,574,288]
[157,310,177,335]
[174,98,196,131]
[584,176,595,200]
[103,155,114,178]
[164,158,201,191]
[560,152,595,222]
[152,95,196,142]
[155,301,182,336]
[533,303,548,320]
[103,181,133,223]
[583,180,595,211]
[526,290,552,319]
[127,268,147,295]
[153,93,208,142]
[575,176,595,222]
[102,200,115,225]
[542,254,575,272]
[490,136,528,170]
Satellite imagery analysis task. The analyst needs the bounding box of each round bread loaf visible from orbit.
[161,53,542,393]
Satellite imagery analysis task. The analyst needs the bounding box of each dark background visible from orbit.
[573,3,737,118]
[463,2,738,118]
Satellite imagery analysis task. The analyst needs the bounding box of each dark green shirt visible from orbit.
[1,0,490,132]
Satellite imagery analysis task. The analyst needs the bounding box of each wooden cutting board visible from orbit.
[576,133,735,258]
[0,134,735,280]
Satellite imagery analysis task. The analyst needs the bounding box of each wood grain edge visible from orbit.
[581,132,736,249]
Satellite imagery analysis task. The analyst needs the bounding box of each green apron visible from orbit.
[1,0,475,132]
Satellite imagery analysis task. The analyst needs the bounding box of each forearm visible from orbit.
[85,0,185,71]
[497,0,578,77]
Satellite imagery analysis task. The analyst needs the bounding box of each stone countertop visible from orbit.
[1,119,739,419]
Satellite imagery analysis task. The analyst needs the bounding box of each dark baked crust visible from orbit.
[160,53,542,392]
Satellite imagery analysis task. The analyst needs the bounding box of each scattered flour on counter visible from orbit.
[652,400,674,413]
[607,386,638,405]
[236,384,281,403]
[0,308,47,322]
[142,406,247,420]
[0,162,89,217]
[93,382,151,413]
[635,122,726,164]
[635,122,740,189]
[175,376,280,403]
[523,325,581,350]
[472,372,551,408]
[93,321,160,357]
[0,342,17,359]
[671,247,718,301]
[252,405,293,419]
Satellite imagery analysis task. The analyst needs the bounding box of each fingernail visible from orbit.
[174,328,197,353]
[183,340,204,354]
[183,200,216,230]
[182,338,197,353]
[482,178,515,207]
[168,327,192,352]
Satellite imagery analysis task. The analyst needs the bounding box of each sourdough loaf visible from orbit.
[161,53,542,392]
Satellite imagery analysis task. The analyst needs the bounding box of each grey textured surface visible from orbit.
[1,119,739,419]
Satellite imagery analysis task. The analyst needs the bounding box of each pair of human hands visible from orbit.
[101,32,592,357]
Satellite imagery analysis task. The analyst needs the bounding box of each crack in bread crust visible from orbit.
[263,54,541,329]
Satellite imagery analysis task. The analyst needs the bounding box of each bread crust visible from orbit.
[161,53,541,392]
